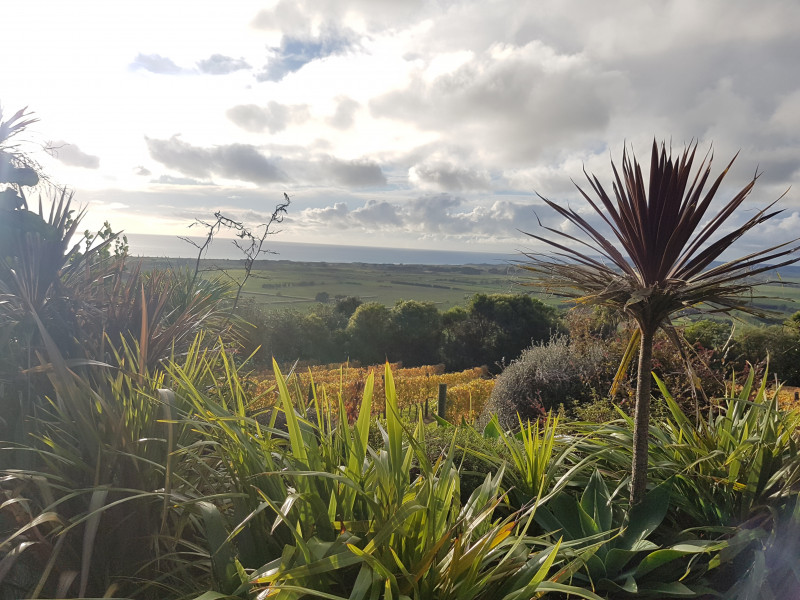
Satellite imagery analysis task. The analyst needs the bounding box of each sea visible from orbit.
[125,233,515,266]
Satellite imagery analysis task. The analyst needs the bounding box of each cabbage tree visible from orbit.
[523,141,799,504]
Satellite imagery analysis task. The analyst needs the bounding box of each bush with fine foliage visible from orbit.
[483,335,609,430]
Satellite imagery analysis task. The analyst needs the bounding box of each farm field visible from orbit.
[138,256,540,310]
[136,255,800,314]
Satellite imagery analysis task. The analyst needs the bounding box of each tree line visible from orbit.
[238,293,562,371]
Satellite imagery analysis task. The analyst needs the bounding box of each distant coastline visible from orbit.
[125,233,515,266]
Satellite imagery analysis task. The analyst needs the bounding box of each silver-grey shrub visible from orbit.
[484,335,610,430]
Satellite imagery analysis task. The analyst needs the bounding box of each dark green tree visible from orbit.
[391,300,442,367]
[334,296,363,323]
[346,302,395,364]
[440,293,560,371]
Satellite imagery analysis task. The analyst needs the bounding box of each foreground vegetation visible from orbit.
[4,346,800,598]
[3,109,800,598]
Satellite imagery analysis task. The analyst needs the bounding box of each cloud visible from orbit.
[152,174,211,186]
[130,53,185,74]
[132,53,250,77]
[352,199,404,226]
[50,141,100,169]
[197,54,251,74]
[251,0,427,35]
[255,27,356,82]
[297,193,545,240]
[282,155,387,187]
[144,137,384,187]
[299,201,351,225]
[370,41,618,167]
[226,102,310,133]
[409,162,491,191]
[319,156,386,187]
[134,166,152,177]
[145,135,289,183]
[327,97,360,130]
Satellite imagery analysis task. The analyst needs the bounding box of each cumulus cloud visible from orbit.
[319,156,386,187]
[226,102,310,133]
[327,97,360,130]
[130,53,185,74]
[145,135,289,183]
[134,166,151,177]
[297,193,545,240]
[294,184,794,257]
[144,136,385,187]
[251,0,426,35]
[281,155,387,187]
[55,0,800,253]
[409,162,491,191]
[197,54,250,74]
[51,141,100,169]
[370,41,618,167]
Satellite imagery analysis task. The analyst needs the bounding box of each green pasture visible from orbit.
[139,257,551,309]
[137,256,800,314]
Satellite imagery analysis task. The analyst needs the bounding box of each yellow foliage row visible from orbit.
[248,363,495,422]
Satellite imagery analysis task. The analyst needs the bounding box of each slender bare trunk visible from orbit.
[630,323,655,505]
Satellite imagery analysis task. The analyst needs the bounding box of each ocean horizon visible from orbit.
[125,233,516,266]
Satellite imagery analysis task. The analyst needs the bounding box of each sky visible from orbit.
[2,0,800,257]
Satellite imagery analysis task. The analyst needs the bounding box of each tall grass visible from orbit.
[168,359,602,599]
[575,367,800,529]
[0,338,212,598]
[4,322,800,598]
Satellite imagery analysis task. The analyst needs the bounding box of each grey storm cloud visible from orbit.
[226,102,310,133]
[197,54,251,75]
[131,53,185,74]
[51,141,100,169]
[145,136,289,184]
[410,162,491,191]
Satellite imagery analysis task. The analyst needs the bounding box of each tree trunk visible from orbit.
[630,323,656,505]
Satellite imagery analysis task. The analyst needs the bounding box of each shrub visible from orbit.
[684,319,733,350]
[482,335,610,430]
[732,324,800,385]
[571,396,618,423]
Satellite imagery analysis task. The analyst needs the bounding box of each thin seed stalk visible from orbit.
[630,322,656,505]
